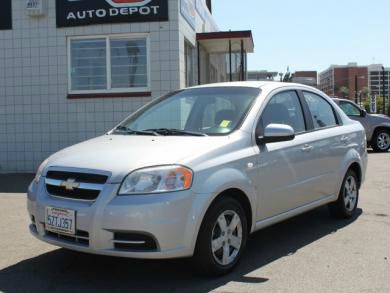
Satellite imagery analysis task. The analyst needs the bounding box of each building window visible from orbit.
[185,40,196,87]
[68,34,149,94]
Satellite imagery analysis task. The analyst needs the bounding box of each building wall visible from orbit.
[333,67,368,99]
[319,64,368,99]
[0,0,215,172]
[178,0,217,87]
[368,64,390,97]
[292,71,317,87]
[247,71,278,81]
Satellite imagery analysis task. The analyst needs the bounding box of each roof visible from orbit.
[188,81,318,91]
[196,30,254,53]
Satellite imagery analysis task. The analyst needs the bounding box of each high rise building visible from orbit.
[319,63,368,99]
[368,64,390,98]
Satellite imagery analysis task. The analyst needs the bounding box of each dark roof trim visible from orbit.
[197,30,252,41]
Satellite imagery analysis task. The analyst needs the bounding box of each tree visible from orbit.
[361,86,370,101]
[282,72,291,82]
[339,86,349,98]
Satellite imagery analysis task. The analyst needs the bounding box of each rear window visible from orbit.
[303,92,337,129]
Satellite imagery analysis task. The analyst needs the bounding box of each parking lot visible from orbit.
[0,152,389,293]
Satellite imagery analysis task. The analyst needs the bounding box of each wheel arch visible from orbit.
[208,188,253,233]
[348,162,362,189]
[191,186,255,256]
[336,148,365,195]
[370,125,390,143]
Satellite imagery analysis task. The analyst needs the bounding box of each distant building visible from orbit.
[368,64,390,98]
[247,70,279,81]
[292,71,317,87]
[319,63,368,99]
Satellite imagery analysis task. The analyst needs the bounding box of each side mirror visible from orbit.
[360,109,367,117]
[257,124,295,144]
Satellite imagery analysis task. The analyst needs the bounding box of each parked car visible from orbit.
[28,82,367,275]
[333,98,390,152]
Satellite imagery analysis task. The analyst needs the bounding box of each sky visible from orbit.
[212,0,390,74]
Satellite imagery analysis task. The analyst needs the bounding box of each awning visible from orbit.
[196,30,254,53]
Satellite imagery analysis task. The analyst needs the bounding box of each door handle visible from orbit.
[301,144,313,152]
[340,136,349,143]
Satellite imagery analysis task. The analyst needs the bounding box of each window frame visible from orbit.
[67,33,151,95]
[338,100,361,117]
[256,89,309,138]
[298,90,341,131]
[184,39,196,87]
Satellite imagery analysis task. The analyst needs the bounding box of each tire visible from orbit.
[371,129,390,152]
[193,196,248,276]
[328,169,359,219]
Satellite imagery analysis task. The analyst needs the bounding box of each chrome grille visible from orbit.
[45,171,108,201]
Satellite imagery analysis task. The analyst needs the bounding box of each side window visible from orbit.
[303,92,337,129]
[260,91,306,133]
[339,101,361,116]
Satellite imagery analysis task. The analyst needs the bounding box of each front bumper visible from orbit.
[27,179,212,259]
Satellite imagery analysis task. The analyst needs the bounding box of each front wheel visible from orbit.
[193,197,248,276]
[371,129,390,152]
[328,169,359,219]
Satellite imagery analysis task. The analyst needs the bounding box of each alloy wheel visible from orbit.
[377,132,390,151]
[211,210,243,266]
[343,175,357,212]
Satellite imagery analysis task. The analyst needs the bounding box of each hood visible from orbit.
[369,113,390,119]
[45,134,233,183]
[368,113,390,123]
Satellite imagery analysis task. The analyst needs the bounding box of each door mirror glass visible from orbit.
[360,109,367,117]
[258,124,295,144]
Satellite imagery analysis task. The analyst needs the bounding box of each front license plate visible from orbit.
[45,207,76,235]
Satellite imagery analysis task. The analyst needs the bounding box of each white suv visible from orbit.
[28,82,367,275]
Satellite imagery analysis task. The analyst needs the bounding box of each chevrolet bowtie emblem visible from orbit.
[61,178,80,191]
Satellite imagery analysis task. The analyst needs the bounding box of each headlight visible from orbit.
[34,159,49,183]
[118,165,193,195]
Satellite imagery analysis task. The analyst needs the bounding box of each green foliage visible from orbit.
[364,96,389,114]
[339,86,349,98]
[363,99,370,112]
[361,86,370,95]
[282,72,292,82]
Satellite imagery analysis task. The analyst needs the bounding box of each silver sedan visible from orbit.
[27,82,367,275]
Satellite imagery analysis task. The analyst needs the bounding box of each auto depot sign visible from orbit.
[56,0,169,27]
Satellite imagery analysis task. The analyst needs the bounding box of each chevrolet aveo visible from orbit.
[28,82,367,275]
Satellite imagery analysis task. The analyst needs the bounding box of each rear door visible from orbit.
[299,91,348,200]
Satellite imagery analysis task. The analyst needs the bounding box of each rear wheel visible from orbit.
[193,196,248,276]
[371,129,390,152]
[328,169,359,219]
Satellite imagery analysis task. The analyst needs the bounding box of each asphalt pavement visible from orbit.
[0,152,389,293]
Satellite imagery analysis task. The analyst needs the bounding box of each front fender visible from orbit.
[192,167,258,233]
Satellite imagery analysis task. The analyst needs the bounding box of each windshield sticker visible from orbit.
[220,120,231,128]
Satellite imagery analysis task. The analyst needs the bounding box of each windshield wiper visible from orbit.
[143,128,208,137]
[114,126,159,136]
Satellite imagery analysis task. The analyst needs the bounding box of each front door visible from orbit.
[338,100,371,137]
[255,90,315,220]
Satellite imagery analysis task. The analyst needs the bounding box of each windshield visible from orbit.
[116,87,260,136]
